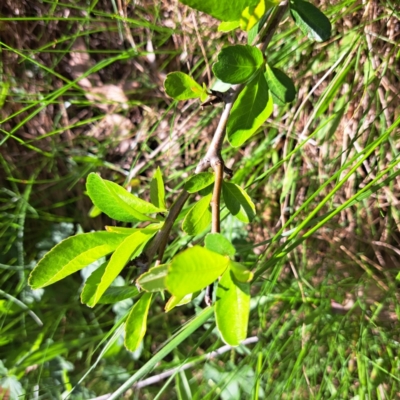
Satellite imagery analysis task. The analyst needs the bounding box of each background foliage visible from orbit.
[1,0,400,398]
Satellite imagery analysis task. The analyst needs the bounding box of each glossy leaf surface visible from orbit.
[222,182,256,222]
[124,293,152,351]
[265,64,296,105]
[166,246,229,297]
[29,232,128,289]
[213,45,263,84]
[290,0,331,42]
[215,269,250,346]
[182,194,212,235]
[227,72,273,147]
[205,233,236,258]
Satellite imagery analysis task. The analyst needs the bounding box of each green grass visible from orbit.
[1,0,400,398]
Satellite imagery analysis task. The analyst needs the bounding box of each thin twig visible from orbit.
[141,1,290,270]
[211,163,223,233]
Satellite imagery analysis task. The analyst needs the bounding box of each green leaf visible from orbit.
[218,20,240,32]
[165,246,230,297]
[150,167,166,210]
[184,172,215,193]
[98,286,139,304]
[105,224,163,234]
[240,0,279,31]
[205,233,236,258]
[213,45,264,84]
[81,262,108,305]
[264,64,296,105]
[137,265,168,292]
[290,0,331,42]
[165,294,193,312]
[86,173,159,223]
[227,71,273,147]
[164,72,204,101]
[86,229,156,307]
[215,269,250,346]
[229,260,253,282]
[178,0,259,22]
[222,182,256,222]
[182,194,212,235]
[29,232,128,289]
[124,293,152,351]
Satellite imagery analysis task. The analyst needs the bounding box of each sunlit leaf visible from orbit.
[29,232,129,289]
[137,265,168,292]
[86,229,156,307]
[215,269,250,346]
[240,0,279,31]
[81,262,108,305]
[205,233,236,258]
[124,293,152,351]
[222,182,256,222]
[164,72,203,100]
[166,246,229,297]
[229,260,253,282]
[178,0,259,22]
[165,294,193,312]
[227,71,273,147]
[184,172,215,193]
[182,194,212,235]
[97,286,139,304]
[218,20,240,32]
[150,167,166,210]
[86,173,159,223]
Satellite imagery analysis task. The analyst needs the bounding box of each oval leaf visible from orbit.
[29,232,128,289]
[215,269,250,346]
[222,182,256,222]
[86,229,156,307]
[184,172,215,193]
[213,45,264,84]
[227,72,273,147]
[205,233,236,258]
[165,246,230,298]
[150,167,166,210]
[164,72,203,101]
[290,0,331,42]
[265,64,296,105]
[124,292,152,351]
[182,194,212,235]
[137,265,168,292]
[86,173,158,223]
